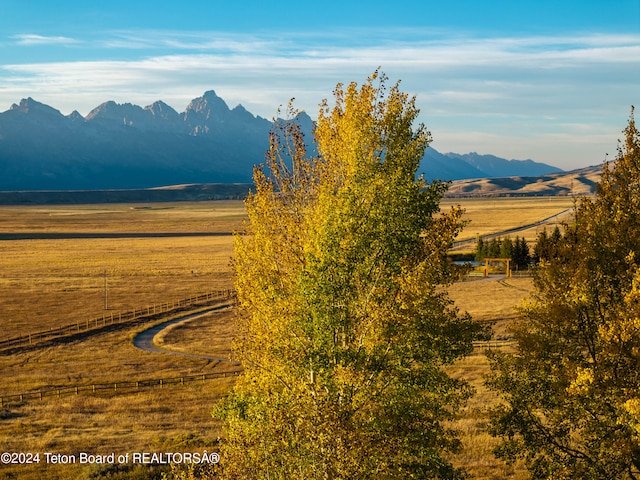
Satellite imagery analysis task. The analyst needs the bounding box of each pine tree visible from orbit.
[475,236,486,262]
[511,236,530,270]
[214,72,486,479]
[533,228,549,264]
[488,237,501,258]
[500,236,513,259]
[533,226,565,264]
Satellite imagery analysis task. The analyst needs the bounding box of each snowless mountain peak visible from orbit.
[10,97,64,118]
[0,91,563,191]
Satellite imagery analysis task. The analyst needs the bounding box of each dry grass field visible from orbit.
[0,201,245,234]
[0,202,245,479]
[442,196,576,252]
[156,309,236,361]
[0,202,244,338]
[446,277,534,479]
[0,197,567,478]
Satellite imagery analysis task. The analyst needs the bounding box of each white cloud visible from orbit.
[99,30,279,54]
[0,30,637,169]
[11,34,80,46]
[1,33,635,113]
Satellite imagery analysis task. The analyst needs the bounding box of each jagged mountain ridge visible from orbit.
[0,92,561,191]
[0,92,276,190]
[442,151,562,177]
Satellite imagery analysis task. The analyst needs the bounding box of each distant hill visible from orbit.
[0,165,603,205]
[0,92,562,191]
[0,183,253,205]
[444,164,602,198]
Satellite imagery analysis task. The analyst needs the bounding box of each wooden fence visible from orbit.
[472,339,516,349]
[0,290,235,352]
[0,370,242,408]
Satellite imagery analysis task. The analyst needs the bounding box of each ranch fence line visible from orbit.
[0,370,242,408]
[472,339,516,349]
[463,270,534,280]
[0,290,236,352]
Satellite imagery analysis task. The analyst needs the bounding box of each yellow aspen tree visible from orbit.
[214,71,486,479]
[488,109,640,479]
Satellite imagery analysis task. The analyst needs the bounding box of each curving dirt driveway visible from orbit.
[133,304,240,364]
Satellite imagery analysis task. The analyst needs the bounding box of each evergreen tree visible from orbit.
[512,236,530,270]
[550,225,562,243]
[215,72,487,479]
[475,236,486,262]
[533,228,549,264]
[534,226,565,264]
[488,237,501,258]
[500,236,513,259]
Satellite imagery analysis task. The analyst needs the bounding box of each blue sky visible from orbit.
[1,0,638,170]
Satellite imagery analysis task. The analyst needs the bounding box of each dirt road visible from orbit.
[133,305,240,364]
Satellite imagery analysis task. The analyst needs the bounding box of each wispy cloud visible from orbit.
[98,30,285,55]
[2,31,636,108]
[0,30,637,169]
[11,34,80,46]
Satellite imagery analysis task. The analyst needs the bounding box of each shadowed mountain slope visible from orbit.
[0,92,562,191]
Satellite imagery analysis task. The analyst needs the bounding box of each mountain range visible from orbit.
[0,92,562,191]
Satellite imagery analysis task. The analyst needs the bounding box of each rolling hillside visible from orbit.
[444,164,602,198]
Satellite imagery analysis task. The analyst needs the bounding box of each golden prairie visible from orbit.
[0,197,569,478]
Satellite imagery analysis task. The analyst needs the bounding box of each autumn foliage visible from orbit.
[488,109,640,479]
[214,72,486,479]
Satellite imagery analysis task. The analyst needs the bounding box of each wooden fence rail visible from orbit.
[0,290,235,352]
[472,339,516,349]
[0,370,242,408]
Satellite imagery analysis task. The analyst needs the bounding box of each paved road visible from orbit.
[451,208,572,248]
[133,304,240,364]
